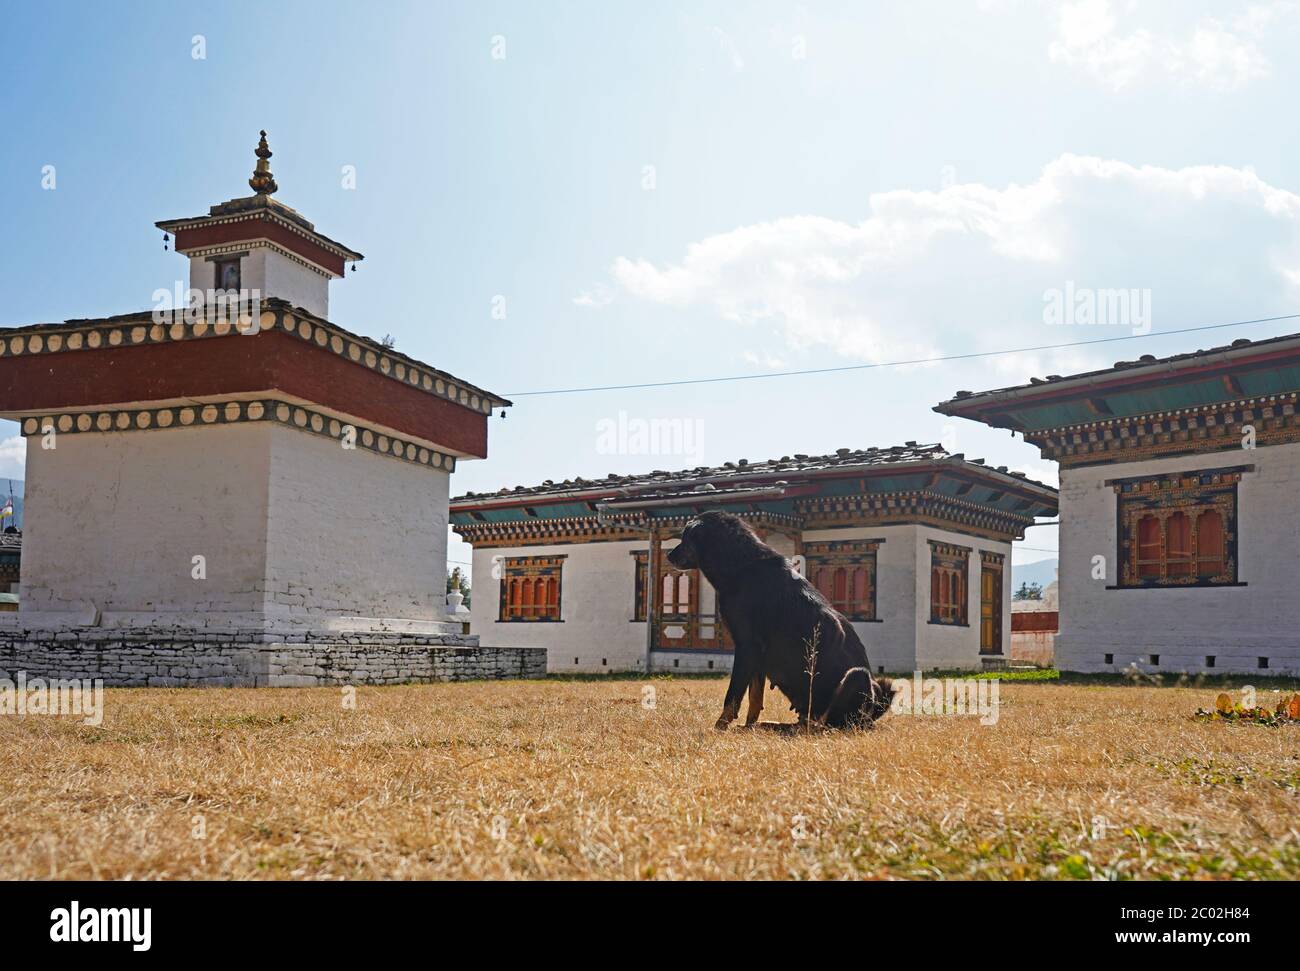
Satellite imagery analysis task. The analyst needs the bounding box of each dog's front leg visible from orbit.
[743,672,765,727]
[716,656,753,731]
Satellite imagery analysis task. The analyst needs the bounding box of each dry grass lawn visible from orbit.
[0,675,1296,880]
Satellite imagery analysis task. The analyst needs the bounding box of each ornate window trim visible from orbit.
[803,539,882,622]
[1110,466,1247,589]
[929,540,970,626]
[632,550,649,622]
[498,555,566,621]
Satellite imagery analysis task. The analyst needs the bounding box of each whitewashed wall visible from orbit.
[466,523,1016,675]
[19,423,272,624]
[1056,443,1300,674]
[188,247,330,317]
[801,524,918,674]
[264,423,449,623]
[18,421,451,630]
[912,526,1012,671]
[471,540,649,673]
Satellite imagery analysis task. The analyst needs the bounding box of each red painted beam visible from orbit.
[175,217,348,276]
[0,329,489,457]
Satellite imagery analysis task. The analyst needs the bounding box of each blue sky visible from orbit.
[4,0,1300,579]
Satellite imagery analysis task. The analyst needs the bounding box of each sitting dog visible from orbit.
[667,511,893,730]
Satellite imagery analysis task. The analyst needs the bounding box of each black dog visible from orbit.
[667,511,893,730]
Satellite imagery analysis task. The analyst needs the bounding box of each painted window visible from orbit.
[804,539,880,621]
[929,541,970,626]
[214,256,241,292]
[1114,467,1244,588]
[499,555,565,621]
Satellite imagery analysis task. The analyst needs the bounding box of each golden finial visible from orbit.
[248,130,278,196]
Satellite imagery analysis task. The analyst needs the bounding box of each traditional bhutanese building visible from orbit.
[935,335,1300,676]
[450,444,1058,674]
[0,133,543,685]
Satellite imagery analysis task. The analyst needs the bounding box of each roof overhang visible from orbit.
[156,196,364,278]
[451,456,1058,524]
[935,333,1300,434]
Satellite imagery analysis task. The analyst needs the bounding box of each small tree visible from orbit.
[1013,581,1043,601]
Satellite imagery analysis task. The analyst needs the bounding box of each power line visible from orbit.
[505,312,1300,397]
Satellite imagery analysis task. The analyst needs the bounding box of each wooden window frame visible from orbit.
[632,550,648,622]
[928,541,970,626]
[212,256,242,293]
[498,555,566,622]
[1112,467,1245,589]
[804,539,881,622]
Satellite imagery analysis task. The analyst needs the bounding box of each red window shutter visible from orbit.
[1197,509,1225,577]
[1167,512,1192,576]
[1137,515,1161,578]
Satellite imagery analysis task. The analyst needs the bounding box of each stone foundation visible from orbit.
[0,629,547,687]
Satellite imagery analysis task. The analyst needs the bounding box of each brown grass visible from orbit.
[0,677,1296,879]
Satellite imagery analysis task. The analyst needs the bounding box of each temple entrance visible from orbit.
[652,562,733,652]
[979,558,1003,654]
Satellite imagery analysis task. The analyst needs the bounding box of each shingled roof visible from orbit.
[938,331,1300,409]
[452,442,1053,506]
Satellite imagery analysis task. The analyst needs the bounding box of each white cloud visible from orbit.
[0,436,25,478]
[599,155,1300,375]
[573,286,614,308]
[1047,0,1289,91]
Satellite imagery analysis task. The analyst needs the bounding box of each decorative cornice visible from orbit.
[189,240,333,278]
[454,497,1028,547]
[454,509,803,548]
[0,302,506,414]
[1030,393,1299,468]
[19,398,457,473]
[797,490,1034,541]
[453,518,647,548]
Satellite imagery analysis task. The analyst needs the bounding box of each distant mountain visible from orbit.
[1012,556,1057,595]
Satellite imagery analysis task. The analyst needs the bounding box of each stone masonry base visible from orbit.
[0,629,548,687]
